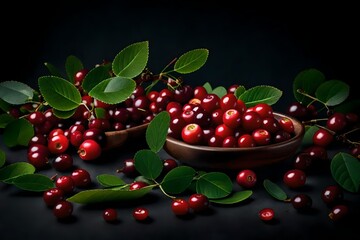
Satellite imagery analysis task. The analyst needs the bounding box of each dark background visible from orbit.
[1,1,359,239]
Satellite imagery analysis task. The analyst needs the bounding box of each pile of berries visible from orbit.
[163,85,295,147]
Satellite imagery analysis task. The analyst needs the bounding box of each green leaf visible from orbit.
[82,65,111,93]
[174,49,209,74]
[89,77,136,104]
[3,118,34,148]
[203,82,212,93]
[302,125,319,146]
[238,85,283,107]
[234,85,246,98]
[38,76,82,111]
[52,108,76,119]
[293,68,326,105]
[134,175,155,185]
[67,185,154,204]
[0,162,35,182]
[161,166,196,194]
[0,149,5,168]
[44,62,63,77]
[196,172,232,199]
[263,179,288,201]
[212,86,227,98]
[0,113,15,128]
[0,81,34,105]
[146,111,170,153]
[0,99,11,112]
[210,190,253,204]
[134,149,163,180]
[12,174,55,192]
[65,55,83,82]
[94,108,106,119]
[331,152,360,193]
[315,80,350,106]
[112,41,149,78]
[96,174,126,187]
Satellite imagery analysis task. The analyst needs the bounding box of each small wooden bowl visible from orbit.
[163,113,305,170]
[104,123,149,150]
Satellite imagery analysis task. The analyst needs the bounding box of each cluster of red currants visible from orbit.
[163,85,296,147]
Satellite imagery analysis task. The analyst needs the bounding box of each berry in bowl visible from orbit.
[163,91,305,170]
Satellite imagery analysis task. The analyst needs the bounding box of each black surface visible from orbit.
[1,1,359,239]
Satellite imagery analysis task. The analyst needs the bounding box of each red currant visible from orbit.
[188,194,209,212]
[163,159,178,174]
[71,168,91,188]
[53,154,73,171]
[242,112,262,132]
[328,205,348,221]
[133,207,149,221]
[236,169,257,188]
[201,94,220,113]
[43,188,64,207]
[252,129,271,146]
[171,198,190,216]
[215,124,233,139]
[278,117,294,134]
[55,176,75,194]
[326,112,347,132]
[283,169,306,188]
[181,123,203,145]
[74,69,88,86]
[238,134,256,148]
[129,181,148,190]
[28,111,45,125]
[220,93,237,111]
[259,208,274,221]
[313,129,333,147]
[321,185,343,205]
[103,208,118,222]
[78,139,102,160]
[291,194,312,210]
[48,135,69,155]
[53,201,73,219]
[253,103,273,118]
[223,109,241,129]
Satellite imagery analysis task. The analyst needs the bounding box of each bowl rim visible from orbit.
[165,112,304,152]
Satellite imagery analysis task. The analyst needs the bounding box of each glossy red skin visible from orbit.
[71,168,92,187]
[321,185,343,205]
[329,205,348,221]
[252,129,271,146]
[326,112,347,132]
[208,135,223,147]
[223,109,241,129]
[215,124,234,139]
[220,94,238,111]
[55,176,75,194]
[171,199,189,216]
[238,134,256,148]
[279,117,295,134]
[259,208,274,221]
[74,69,88,86]
[133,207,149,221]
[43,188,64,207]
[241,112,262,132]
[253,103,273,118]
[28,111,45,125]
[193,86,208,100]
[78,139,102,160]
[181,123,203,145]
[201,94,220,113]
[53,154,73,171]
[222,136,237,148]
[53,201,73,219]
[283,169,306,188]
[211,108,224,126]
[48,135,69,155]
[129,181,148,190]
[236,169,257,188]
[188,194,209,212]
[313,129,334,147]
[103,208,118,222]
[262,117,280,133]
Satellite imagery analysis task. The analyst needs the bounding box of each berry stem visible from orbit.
[160,57,177,73]
[302,118,328,125]
[296,89,329,112]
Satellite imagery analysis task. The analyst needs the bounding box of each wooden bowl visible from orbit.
[104,123,149,150]
[163,113,305,170]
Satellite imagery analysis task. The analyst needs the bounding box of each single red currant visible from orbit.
[329,205,348,221]
[55,176,75,194]
[48,135,69,155]
[252,129,271,146]
[78,139,102,160]
[103,208,118,222]
[53,201,73,219]
[283,169,306,188]
[259,208,274,221]
[236,169,257,188]
[278,117,294,134]
[53,154,73,171]
[313,129,334,147]
[291,194,312,210]
[71,168,92,188]
[188,194,209,212]
[133,207,149,221]
[163,159,178,174]
[129,181,148,190]
[326,112,347,132]
[181,123,203,145]
[171,199,190,216]
[321,185,343,205]
[223,109,241,129]
[43,188,64,207]
[238,134,256,148]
